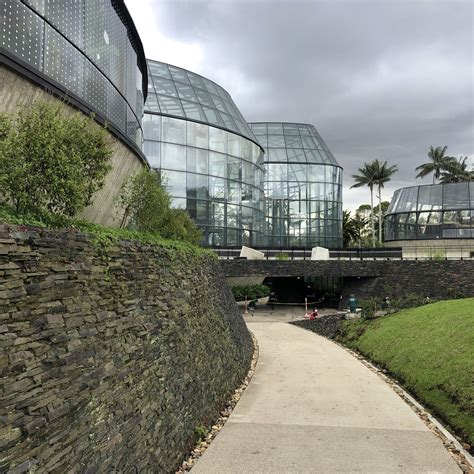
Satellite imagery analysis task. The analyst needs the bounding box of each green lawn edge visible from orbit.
[337,299,474,448]
[0,204,215,260]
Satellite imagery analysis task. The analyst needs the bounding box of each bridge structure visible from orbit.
[220,259,474,302]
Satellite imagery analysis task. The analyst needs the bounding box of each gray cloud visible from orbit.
[127,0,474,210]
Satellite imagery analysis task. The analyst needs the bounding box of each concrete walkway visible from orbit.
[193,316,460,473]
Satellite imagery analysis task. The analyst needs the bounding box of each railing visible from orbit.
[211,246,474,261]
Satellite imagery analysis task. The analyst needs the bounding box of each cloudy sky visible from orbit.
[125,0,474,211]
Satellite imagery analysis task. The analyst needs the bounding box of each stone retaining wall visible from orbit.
[290,313,347,339]
[0,224,253,473]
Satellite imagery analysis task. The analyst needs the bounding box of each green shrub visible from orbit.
[358,298,379,320]
[119,169,202,244]
[0,102,112,216]
[275,252,289,260]
[447,287,466,300]
[231,284,270,302]
[119,169,170,231]
[391,293,428,311]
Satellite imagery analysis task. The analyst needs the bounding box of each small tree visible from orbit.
[119,169,170,232]
[0,102,112,216]
[119,169,202,244]
[161,208,202,244]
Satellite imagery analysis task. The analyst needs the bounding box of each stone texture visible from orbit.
[0,224,253,473]
[290,313,347,339]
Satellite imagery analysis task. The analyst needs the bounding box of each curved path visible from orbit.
[193,316,459,473]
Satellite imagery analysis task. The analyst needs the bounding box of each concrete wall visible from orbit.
[385,239,474,259]
[0,65,145,228]
[220,260,474,301]
[0,224,253,472]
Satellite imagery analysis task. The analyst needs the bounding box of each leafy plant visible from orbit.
[231,284,270,302]
[275,252,289,260]
[0,203,213,259]
[194,425,207,443]
[119,169,171,232]
[0,102,112,216]
[119,169,202,245]
[447,287,466,300]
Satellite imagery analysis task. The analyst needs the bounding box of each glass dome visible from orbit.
[249,122,343,248]
[146,59,257,144]
[384,182,474,240]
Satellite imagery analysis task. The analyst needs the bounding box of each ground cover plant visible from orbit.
[337,298,474,448]
[0,204,212,259]
[231,284,270,302]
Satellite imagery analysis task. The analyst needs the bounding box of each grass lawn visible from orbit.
[337,298,474,448]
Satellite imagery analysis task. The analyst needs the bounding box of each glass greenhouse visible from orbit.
[384,182,474,241]
[249,122,343,248]
[143,59,266,246]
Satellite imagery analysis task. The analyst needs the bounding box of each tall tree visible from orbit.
[415,145,456,183]
[351,162,378,247]
[373,160,398,243]
[342,210,367,247]
[439,156,473,183]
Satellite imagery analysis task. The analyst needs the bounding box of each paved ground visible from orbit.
[193,309,459,473]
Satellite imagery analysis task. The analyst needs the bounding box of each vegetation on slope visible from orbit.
[337,299,474,447]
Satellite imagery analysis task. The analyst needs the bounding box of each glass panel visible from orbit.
[287,148,306,162]
[209,177,226,199]
[186,71,205,88]
[187,148,208,174]
[149,62,171,78]
[267,123,283,135]
[209,152,227,177]
[267,135,286,147]
[161,143,186,171]
[144,93,160,112]
[228,157,242,181]
[203,107,225,127]
[395,187,418,213]
[175,83,198,102]
[157,95,184,115]
[195,88,214,107]
[288,164,307,181]
[418,211,442,239]
[142,113,161,140]
[181,100,207,121]
[267,148,287,162]
[168,65,190,84]
[443,182,470,209]
[285,135,303,148]
[250,123,267,135]
[304,149,324,163]
[166,170,186,197]
[417,185,443,211]
[187,173,208,200]
[209,127,228,153]
[283,123,300,135]
[228,134,241,157]
[153,77,178,97]
[186,122,209,148]
[143,141,160,168]
[267,163,288,181]
[161,116,186,144]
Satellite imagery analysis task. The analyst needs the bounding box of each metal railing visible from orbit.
[211,245,474,261]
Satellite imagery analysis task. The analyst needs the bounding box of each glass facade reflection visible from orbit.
[143,60,266,246]
[384,183,474,241]
[1,0,147,148]
[249,122,343,248]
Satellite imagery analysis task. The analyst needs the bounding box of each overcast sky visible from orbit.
[125,0,474,211]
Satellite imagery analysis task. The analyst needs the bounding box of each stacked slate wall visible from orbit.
[0,224,253,473]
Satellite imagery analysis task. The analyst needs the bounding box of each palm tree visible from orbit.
[351,162,378,247]
[343,210,367,247]
[415,146,456,183]
[439,156,473,183]
[373,160,398,243]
